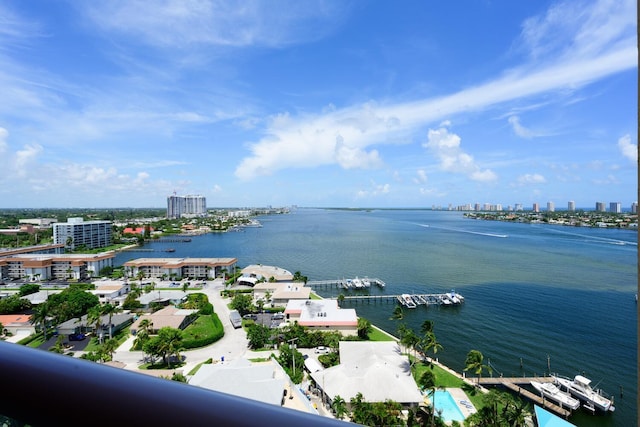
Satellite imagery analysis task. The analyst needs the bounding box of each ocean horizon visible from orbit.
[115,208,637,427]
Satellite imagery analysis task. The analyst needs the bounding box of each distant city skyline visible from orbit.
[0,1,636,208]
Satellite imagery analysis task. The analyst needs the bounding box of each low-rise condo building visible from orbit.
[0,252,115,281]
[123,257,237,280]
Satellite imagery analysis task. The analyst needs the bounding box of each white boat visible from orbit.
[531,381,580,410]
[362,277,371,287]
[352,277,364,289]
[401,294,417,309]
[553,375,615,412]
[447,291,461,304]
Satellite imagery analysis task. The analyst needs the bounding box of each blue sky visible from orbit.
[0,0,636,209]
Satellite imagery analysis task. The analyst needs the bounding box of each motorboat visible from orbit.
[362,277,371,287]
[553,375,615,412]
[352,277,364,289]
[401,294,417,309]
[530,381,580,410]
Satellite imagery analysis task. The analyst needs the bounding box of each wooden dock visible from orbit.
[477,377,572,418]
[307,278,386,289]
[337,293,464,307]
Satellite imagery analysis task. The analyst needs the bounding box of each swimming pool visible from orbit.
[432,390,466,423]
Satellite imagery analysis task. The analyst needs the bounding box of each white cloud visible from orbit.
[235,0,636,181]
[424,126,497,182]
[14,144,43,176]
[617,134,637,162]
[414,169,428,184]
[508,115,535,139]
[517,173,547,185]
[0,127,8,153]
[212,184,222,193]
[356,182,390,199]
[83,0,349,49]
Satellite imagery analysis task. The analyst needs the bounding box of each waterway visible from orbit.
[115,208,637,427]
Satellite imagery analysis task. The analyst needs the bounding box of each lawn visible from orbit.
[367,326,396,342]
[412,359,485,409]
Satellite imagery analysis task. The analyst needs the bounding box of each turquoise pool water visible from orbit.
[432,390,465,423]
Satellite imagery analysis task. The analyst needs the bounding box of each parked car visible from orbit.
[68,333,86,341]
[315,346,330,354]
[242,314,258,320]
[271,313,285,320]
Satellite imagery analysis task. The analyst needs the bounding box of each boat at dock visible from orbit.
[553,375,615,412]
[399,294,417,308]
[530,381,580,410]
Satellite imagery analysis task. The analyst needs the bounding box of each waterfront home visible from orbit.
[253,282,311,307]
[239,265,294,285]
[310,341,423,409]
[284,299,358,336]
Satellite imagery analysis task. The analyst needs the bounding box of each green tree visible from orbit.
[331,395,347,420]
[101,303,121,339]
[87,305,104,343]
[19,283,40,296]
[50,335,66,354]
[464,349,492,385]
[101,338,119,362]
[277,343,304,384]
[229,293,254,315]
[47,288,99,324]
[30,303,50,340]
[390,305,404,320]
[0,294,32,314]
[246,323,272,349]
[144,327,184,367]
[356,317,372,340]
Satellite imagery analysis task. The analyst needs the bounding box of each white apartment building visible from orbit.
[53,218,112,250]
[167,194,207,218]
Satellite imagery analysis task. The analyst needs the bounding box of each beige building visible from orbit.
[0,252,115,281]
[284,299,358,336]
[123,257,237,280]
[253,282,311,307]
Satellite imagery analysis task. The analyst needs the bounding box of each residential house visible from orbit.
[284,299,358,336]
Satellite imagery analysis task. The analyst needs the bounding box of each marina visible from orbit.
[307,277,386,289]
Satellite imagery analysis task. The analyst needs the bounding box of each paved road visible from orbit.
[112,279,250,373]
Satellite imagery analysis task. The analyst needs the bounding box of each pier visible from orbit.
[477,377,572,418]
[306,277,386,289]
[335,293,464,307]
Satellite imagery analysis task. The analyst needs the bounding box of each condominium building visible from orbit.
[609,202,621,213]
[547,202,555,212]
[568,201,575,212]
[53,218,112,250]
[532,203,540,213]
[595,202,606,212]
[632,202,638,214]
[167,194,207,218]
[0,252,115,281]
[123,257,237,280]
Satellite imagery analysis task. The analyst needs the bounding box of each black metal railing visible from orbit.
[0,341,350,427]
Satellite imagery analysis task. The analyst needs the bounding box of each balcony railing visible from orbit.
[0,341,350,427]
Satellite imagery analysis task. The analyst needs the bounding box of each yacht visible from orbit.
[352,277,364,289]
[401,294,417,309]
[362,277,371,287]
[531,381,580,410]
[553,375,615,412]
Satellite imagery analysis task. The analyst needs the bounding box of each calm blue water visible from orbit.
[433,390,465,423]
[115,209,637,427]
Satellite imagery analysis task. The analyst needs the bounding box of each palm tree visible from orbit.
[356,317,372,340]
[420,320,434,335]
[389,305,404,320]
[87,305,104,343]
[418,370,440,426]
[30,303,50,340]
[101,338,119,362]
[101,303,121,339]
[332,395,347,420]
[464,350,492,385]
[421,331,443,362]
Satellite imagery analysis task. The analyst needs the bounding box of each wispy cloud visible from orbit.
[235,0,636,181]
[508,115,535,139]
[517,173,547,185]
[82,0,349,49]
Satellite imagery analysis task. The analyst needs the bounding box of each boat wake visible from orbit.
[415,223,508,238]
[541,227,637,246]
